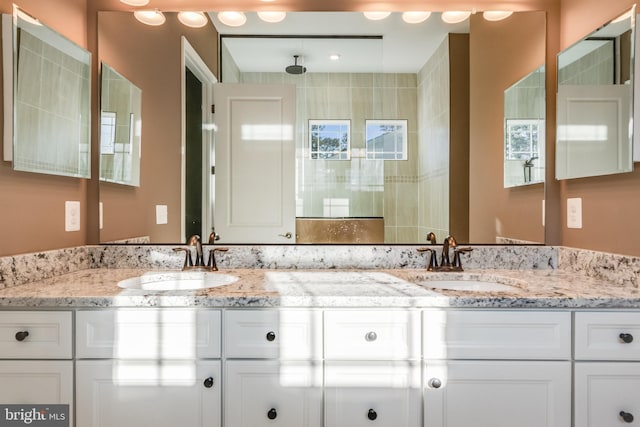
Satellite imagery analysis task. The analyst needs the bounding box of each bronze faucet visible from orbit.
[417,235,473,272]
[173,234,229,271]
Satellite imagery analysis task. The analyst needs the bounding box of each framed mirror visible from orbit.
[97,11,546,245]
[99,63,141,187]
[556,6,635,180]
[504,65,545,188]
[2,5,91,178]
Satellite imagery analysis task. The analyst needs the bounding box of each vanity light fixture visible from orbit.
[133,9,166,26]
[218,11,247,27]
[482,11,514,21]
[402,11,432,24]
[119,0,150,6]
[177,11,208,28]
[441,11,471,24]
[257,11,287,23]
[363,11,391,21]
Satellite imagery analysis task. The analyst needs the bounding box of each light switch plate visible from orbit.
[65,201,81,232]
[567,197,582,229]
[156,205,168,225]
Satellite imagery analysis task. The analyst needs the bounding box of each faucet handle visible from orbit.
[452,247,473,270]
[417,247,438,271]
[207,247,229,271]
[426,232,437,245]
[172,247,193,269]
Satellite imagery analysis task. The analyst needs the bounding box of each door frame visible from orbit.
[181,36,217,241]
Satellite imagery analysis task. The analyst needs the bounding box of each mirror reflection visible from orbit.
[97,11,546,245]
[556,6,635,180]
[4,5,91,178]
[99,63,141,187]
[504,65,545,188]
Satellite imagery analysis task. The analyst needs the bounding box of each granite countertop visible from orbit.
[0,267,639,309]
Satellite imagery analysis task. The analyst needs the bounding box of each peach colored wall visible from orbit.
[96,12,217,243]
[469,12,547,243]
[0,0,88,256]
[557,0,640,256]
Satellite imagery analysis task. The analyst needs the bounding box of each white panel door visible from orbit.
[76,360,221,427]
[575,362,640,426]
[213,83,296,243]
[556,84,632,179]
[424,360,571,427]
[224,360,322,427]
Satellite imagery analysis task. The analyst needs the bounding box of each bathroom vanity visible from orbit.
[0,263,639,427]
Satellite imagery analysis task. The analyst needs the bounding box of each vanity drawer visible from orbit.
[76,309,221,359]
[324,310,420,360]
[423,310,571,360]
[224,309,322,359]
[0,311,72,359]
[575,312,640,360]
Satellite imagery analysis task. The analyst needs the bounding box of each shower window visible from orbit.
[309,119,351,160]
[365,120,407,160]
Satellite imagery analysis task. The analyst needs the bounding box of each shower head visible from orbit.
[285,55,306,75]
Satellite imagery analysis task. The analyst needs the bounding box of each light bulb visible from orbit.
[257,11,287,23]
[217,11,247,27]
[134,10,166,26]
[483,11,514,21]
[402,12,432,24]
[441,11,471,24]
[363,11,391,21]
[178,11,208,28]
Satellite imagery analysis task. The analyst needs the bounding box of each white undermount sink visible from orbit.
[417,279,519,292]
[118,271,239,291]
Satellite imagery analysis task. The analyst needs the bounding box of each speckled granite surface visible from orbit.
[0,244,639,309]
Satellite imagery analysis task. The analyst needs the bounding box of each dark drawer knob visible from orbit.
[266,331,276,342]
[367,409,377,421]
[365,331,378,342]
[620,333,634,344]
[267,408,277,420]
[203,377,214,388]
[620,411,634,423]
[15,331,29,341]
[429,378,442,389]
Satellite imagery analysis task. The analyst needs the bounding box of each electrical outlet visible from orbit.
[65,201,81,232]
[567,197,582,229]
[156,205,168,225]
[99,202,104,230]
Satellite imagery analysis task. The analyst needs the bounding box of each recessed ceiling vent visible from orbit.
[285,55,307,74]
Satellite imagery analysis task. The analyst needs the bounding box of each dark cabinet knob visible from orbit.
[266,331,276,342]
[15,331,29,341]
[367,409,377,421]
[267,408,277,420]
[620,333,634,344]
[620,411,634,423]
[203,377,214,388]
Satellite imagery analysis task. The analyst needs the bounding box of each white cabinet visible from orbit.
[0,311,73,425]
[424,360,571,427]
[423,310,572,427]
[224,360,322,427]
[75,309,222,427]
[575,362,640,426]
[76,360,221,427]
[574,312,640,425]
[324,361,421,427]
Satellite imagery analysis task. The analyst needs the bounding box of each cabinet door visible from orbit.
[0,361,73,424]
[76,360,221,427]
[424,361,571,427]
[325,361,421,427]
[575,362,640,426]
[224,360,322,427]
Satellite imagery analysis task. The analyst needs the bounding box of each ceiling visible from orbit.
[209,12,470,73]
